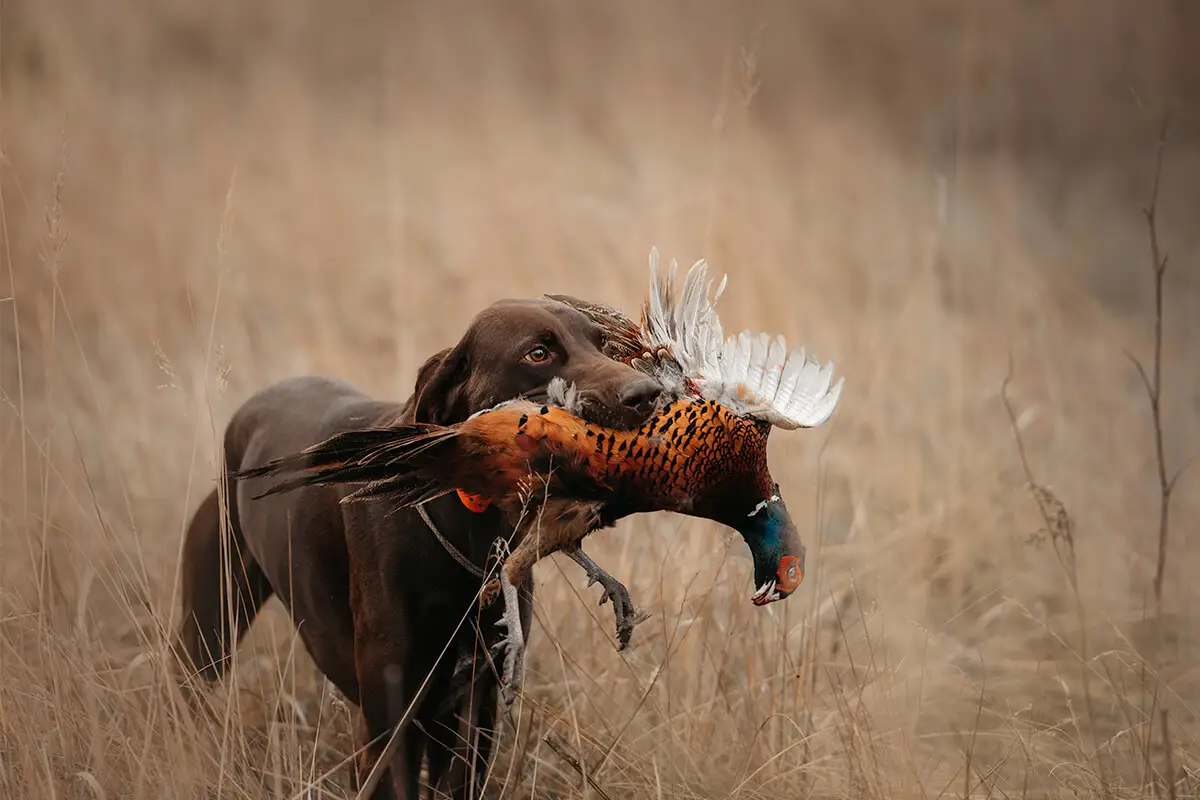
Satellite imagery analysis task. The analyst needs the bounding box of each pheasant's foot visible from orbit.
[566,546,650,652]
[493,570,526,705]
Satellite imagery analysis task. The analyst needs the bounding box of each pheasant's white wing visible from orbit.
[643,247,676,348]
[692,331,844,429]
[638,247,844,430]
[635,248,727,396]
[642,247,727,356]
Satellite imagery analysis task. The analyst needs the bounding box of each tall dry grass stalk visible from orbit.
[2,1,1199,797]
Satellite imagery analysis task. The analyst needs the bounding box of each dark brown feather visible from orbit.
[544,293,651,365]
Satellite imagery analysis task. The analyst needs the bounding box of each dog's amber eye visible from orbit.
[524,346,551,364]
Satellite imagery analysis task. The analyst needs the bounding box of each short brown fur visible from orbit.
[173,296,663,800]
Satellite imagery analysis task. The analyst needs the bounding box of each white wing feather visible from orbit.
[639,248,845,430]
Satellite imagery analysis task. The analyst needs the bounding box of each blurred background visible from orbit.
[2,1,1199,797]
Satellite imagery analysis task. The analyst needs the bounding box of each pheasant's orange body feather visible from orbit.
[238,396,784,615]
[447,397,772,519]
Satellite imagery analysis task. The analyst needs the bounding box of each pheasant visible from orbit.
[235,250,845,702]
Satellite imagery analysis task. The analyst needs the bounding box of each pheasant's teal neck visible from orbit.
[736,495,806,606]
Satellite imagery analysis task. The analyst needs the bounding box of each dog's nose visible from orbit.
[619,378,663,410]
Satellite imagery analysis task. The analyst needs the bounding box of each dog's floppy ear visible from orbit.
[412,347,452,397]
[411,340,471,425]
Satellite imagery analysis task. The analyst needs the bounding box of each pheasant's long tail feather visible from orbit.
[229,428,413,488]
[230,424,464,507]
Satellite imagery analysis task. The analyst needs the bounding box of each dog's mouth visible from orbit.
[522,389,551,407]
[577,396,660,431]
[575,399,626,428]
[530,380,660,430]
[521,388,609,423]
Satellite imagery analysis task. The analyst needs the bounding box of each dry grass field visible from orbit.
[2,1,1200,797]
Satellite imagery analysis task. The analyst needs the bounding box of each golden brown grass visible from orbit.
[2,1,1200,797]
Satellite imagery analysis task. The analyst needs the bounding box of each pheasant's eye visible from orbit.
[524,345,552,364]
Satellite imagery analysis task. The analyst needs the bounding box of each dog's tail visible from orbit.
[230,424,465,507]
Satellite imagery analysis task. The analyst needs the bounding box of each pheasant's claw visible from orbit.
[566,546,649,653]
[499,637,525,706]
[609,581,650,652]
[489,637,509,661]
[616,609,654,652]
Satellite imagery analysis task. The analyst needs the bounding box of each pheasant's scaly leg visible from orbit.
[493,569,525,706]
[491,500,599,700]
[566,546,650,652]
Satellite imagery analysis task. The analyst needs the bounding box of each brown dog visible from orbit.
[174,297,663,799]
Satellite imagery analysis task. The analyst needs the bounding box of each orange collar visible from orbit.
[456,489,492,513]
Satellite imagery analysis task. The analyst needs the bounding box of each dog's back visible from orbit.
[177,376,393,692]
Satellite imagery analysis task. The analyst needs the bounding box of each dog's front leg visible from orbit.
[354,639,428,799]
[565,545,650,651]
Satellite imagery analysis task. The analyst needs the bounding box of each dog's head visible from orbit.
[410,297,662,428]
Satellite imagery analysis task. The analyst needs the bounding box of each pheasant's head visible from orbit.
[735,490,806,606]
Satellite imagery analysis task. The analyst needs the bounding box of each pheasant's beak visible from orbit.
[750,580,779,606]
